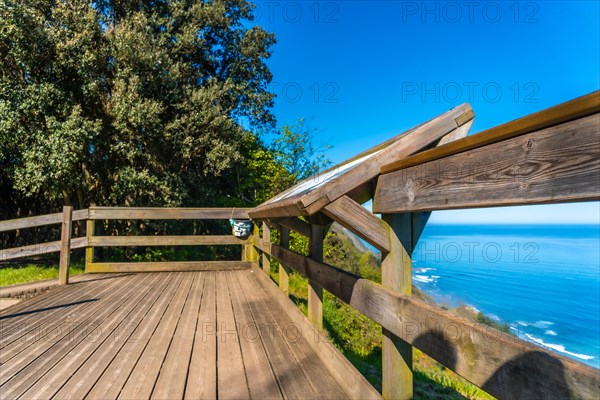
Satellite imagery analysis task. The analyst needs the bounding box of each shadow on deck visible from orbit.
[0,269,353,399]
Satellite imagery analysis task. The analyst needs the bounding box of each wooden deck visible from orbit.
[0,270,350,399]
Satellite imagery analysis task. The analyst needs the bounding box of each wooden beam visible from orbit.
[242,223,259,263]
[263,243,600,400]
[251,270,382,400]
[322,196,391,253]
[381,90,600,174]
[0,212,62,232]
[279,226,291,296]
[249,103,475,219]
[72,209,89,222]
[88,207,250,220]
[85,218,95,273]
[0,237,87,261]
[374,113,600,213]
[308,224,324,330]
[58,206,73,285]
[86,261,252,273]
[262,222,271,275]
[381,213,413,400]
[88,235,248,247]
[276,217,311,238]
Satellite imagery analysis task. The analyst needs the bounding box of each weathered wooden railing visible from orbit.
[0,207,88,285]
[84,207,251,272]
[1,207,251,281]
[249,92,600,400]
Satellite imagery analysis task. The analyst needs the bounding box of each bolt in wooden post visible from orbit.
[308,224,324,330]
[262,222,271,275]
[279,226,291,296]
[59,206,73,285]
[85,215,95,273]
[381,213,413,400]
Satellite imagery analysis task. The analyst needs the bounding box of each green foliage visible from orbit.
[0,0,275,218]
[0,264,85,287]
[476,312,511,334]
[270,118,332,181]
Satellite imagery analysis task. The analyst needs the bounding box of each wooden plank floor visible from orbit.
[0,270,349,399]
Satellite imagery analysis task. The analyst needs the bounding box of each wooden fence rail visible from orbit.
[1,207,253,280]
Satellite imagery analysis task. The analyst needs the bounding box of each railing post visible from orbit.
[279,226,291,296]
[308,224,324,330]
[85,212,95,273]
[59,206,73,285]
[262,222,271,275]
[381,213,413,400]
[243,222,260,265]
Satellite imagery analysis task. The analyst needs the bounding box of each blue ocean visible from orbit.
[411,224,600,369]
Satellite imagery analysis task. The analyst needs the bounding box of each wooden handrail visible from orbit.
[88,207,250,220]
[253,237,600,400]
[1,207,253,277]
[380,90,600,174]
[374,112,600,213]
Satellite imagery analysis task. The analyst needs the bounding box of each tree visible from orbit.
[0,0,275,218]
[232,119,332,205]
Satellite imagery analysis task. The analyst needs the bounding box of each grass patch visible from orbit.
[0,264,85,287]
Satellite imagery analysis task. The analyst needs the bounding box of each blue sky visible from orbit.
[250,0,600,224]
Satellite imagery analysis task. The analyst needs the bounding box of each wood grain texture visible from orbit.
[0,212,62,232]
[151,273,205,399]
[276,216,312,237]
[88,207,250,220]
[215,272,250,400]
[278,226,291,296]
[249,103,475,219]
[242,223,259,263]
[0,237,86,261]
[245,270,348,400]
[88,235,248,246]
[0,274,151,395]
[381,90,600,174]
[263,243,600,400]
[381,213,413,400]
[85,218,95,272]
[227,272,283,400]
[251,269,382,400]
[262,222,271,275]
[375,113,600,213]
[18,274,165,399]
[54,274,174,399]
[185,272,217,400]
[322,195,391,253]
[308,225,324,330]
[86,261,252,273]
[58,206,73,285]
[85,273,184,399]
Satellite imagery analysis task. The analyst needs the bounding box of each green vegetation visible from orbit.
[0,263,85,287]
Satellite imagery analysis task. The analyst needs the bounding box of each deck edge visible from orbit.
[250,268,383,400]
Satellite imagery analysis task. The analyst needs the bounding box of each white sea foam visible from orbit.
[413,275,435,283]
[466,305,480,313]
[545,330,558,336]
[414,267,435,273]
[516,320,554,329]
[524,334,595,361]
